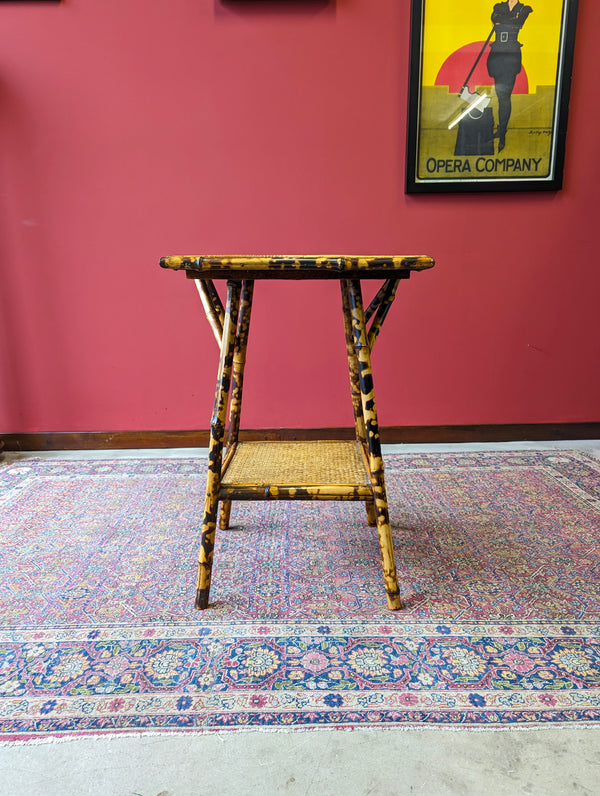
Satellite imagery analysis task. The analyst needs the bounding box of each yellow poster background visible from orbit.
[416,0,566,182]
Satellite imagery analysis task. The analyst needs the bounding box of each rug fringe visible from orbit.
[5,721,600,747]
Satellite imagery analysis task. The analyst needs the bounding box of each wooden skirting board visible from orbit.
[1,424,599,451]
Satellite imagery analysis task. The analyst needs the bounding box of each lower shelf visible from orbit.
[219,440,373,500]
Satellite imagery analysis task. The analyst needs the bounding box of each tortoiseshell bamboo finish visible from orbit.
[219,280,254,531]
[341,279,375,527]
[343,280,401,610]
[160,255,435,612]
[367,278,400,350]
[195,280,224,347]
[196,281,241,609]
[161,255,434,279]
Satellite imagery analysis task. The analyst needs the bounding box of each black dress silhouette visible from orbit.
[487,1,533,151]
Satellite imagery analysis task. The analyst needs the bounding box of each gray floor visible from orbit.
[3,726,600,796]
[2,441,600,796]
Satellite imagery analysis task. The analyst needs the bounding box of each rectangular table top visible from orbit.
[160,255,435,280]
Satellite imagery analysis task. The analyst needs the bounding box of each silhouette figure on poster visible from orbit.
[454,1,532,157]
[487,0,533,151]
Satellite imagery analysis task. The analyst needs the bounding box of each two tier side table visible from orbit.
[160,256,435,611]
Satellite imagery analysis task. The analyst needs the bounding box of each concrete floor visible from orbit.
[3,726,600,795]
[2,440,600,796]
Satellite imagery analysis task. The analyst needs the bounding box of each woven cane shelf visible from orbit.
[220,441,373,500]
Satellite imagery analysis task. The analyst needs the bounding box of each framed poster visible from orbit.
[405,0,579,192]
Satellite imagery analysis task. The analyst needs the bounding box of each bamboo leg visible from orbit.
[341,281,368,448]
[219,280,254,530]
[196,280,241,610]
[345,279,402,611]
[341,281,376,526]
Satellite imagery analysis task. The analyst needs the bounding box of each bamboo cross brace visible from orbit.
[367,278,401,351]
[205,280,225,326]
[364,279,395,324]
[195,279,224,348]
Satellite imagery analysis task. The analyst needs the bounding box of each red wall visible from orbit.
[1,0,598,434]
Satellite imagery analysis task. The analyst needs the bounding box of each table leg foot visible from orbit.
[196,542,215,610]
[195,587,210,610]
[219,500,232,530]
[376,513,403,611]
[365,499,377,527]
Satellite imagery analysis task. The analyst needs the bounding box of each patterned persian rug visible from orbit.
[1,449,600,741]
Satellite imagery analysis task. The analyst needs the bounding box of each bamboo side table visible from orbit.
[160,256,435,611]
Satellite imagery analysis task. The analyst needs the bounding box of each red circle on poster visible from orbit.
[435,41,529,93]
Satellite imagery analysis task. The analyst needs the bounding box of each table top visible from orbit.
[160,255,435,280]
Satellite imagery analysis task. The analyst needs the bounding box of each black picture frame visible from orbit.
[405,0,579,193]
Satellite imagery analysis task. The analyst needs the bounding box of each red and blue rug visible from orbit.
[1,449,600,741]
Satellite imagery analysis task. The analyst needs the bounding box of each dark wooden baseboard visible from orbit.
[1,423,599,452]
